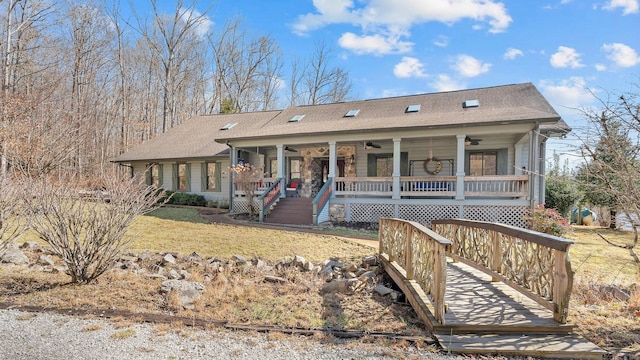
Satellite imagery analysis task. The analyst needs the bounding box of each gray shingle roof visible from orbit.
[216,83,565,141]
[113,83,568,163]
[112,110,280,162]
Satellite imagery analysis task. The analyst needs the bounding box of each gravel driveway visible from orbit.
[0,309,465,360]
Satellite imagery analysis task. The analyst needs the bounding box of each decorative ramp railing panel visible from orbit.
[379,218,451,324]
[432,219,574,323]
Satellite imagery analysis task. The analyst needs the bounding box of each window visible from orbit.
[289,114,304,122]
[200,162,220,192]
[289,158,301,179]
[367,153,409,177]
[220,122,237,130]
[147,163,162,188]
[406,104,421,113]
[469,152,497,176]
[172,163,190,191]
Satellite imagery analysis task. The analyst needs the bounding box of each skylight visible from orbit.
[406,104,421,113]
[220,122,237,130]
[289,114,305,122]
[463,99,479,108]
[344,109,360,117]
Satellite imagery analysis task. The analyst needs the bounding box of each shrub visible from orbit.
[525,204,572,237]
[160,190,206,207]
[23,173,166,284]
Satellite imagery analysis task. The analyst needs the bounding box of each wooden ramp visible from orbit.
[382,257,606,359]
[433,262,605,359]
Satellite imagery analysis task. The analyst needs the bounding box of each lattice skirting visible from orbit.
[233,198,261,214]
[345,203,529,229]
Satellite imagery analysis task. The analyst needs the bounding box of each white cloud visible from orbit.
[338,32,413,55]
[539,77,595,109]
[430,74,466,92]
[603,0,639,14]
[550,46,584,69]
[451,55,491,78]
[504,48,523,60]
[292,0,512,54]
[179,7,212,37]
[602,43,640,67]
[595,63,607,71]
[433,35,449,48]
[394,57,427,78]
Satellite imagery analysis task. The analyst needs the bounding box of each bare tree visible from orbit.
[577,84,640,267]
[208,17,282,113]
[23,172,166,284]
[290,42,351,106]
[133,0,211,133]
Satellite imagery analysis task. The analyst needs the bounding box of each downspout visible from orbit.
[539,136,548,206]
[226,142,234,211]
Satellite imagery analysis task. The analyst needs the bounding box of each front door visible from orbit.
[312,159,345,196]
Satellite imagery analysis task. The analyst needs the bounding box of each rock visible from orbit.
[345,272,357,279]
[37,255,56,267]
[303,260,314,271]
[294,255,306,268]
[1,248,29,265]
[147,274,167,280]
[231,254,247,265]
[323,260,344,268]
[168,269,180,279]
[162,253,176,265]
[345,264,358,272]
[160,280,205,310]
[264,275,288,284]
[375,284,394,296]
[254,258,267,269]
[362,255,377,267]
[178,270,191,280]
[321,279,360,294]
[358,271,377,281]
[602,285,631,302]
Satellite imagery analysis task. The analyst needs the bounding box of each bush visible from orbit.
[161,190,206,207]
[525,204,572,237]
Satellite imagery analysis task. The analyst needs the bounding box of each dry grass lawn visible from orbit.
[1,209,639,356]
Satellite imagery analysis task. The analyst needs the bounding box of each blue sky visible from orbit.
[146,0,640,167]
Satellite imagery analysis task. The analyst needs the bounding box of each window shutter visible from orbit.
[201,163,207,192]
[145,164,152,185]
[158,164,164,187]
[172,164,178,191]
[401,152,409,176]
[367,154,377,177]
[497,149,508,175]
[215,162,221,192]
[185,163,191,191]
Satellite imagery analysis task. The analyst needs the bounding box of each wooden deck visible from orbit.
[378,218,607,359]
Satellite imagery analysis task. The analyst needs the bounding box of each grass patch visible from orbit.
[112,328,136,340]
[144,207,208,224]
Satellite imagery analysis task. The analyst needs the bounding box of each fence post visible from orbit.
[433,243,447,324]
[553,249,573,323]
[491,230,501,282]
[405,224,413,280]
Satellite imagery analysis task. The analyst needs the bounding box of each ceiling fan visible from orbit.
[284,146,297,152]
[364,141,382,149]
[465,136,482,146]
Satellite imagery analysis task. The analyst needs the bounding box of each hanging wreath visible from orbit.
[424,158,442,175]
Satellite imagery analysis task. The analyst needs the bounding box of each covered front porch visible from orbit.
[229,127,545,228]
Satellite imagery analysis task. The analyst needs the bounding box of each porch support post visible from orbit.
[539,137,547,205]
[528,127,539,207]
[328,141,337,198]
[392,138,401,200]
[276,144,285,198]
[455,134,466,200]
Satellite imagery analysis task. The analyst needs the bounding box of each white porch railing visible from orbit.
[235,177,277,196]
[335,175,528,198]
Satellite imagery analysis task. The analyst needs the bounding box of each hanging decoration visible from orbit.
[424,138,442,175]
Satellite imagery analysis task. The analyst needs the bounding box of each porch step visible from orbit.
[264,197,313,226]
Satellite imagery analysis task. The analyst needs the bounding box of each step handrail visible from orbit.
[312,178,333,225]
[259,178,284,223]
